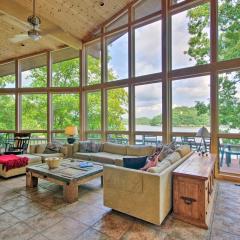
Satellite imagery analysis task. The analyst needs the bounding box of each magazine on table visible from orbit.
[79,162,93,168]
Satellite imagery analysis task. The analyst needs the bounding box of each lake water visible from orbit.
[135,125,205,132]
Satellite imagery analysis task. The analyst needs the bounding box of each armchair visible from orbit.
[4,133,31,155]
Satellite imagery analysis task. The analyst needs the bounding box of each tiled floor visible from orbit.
[0,176,239,240]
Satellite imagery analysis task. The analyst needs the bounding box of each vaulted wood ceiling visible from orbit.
[0,0,133,63]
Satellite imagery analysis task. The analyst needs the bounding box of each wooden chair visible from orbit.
[4,133,31,155]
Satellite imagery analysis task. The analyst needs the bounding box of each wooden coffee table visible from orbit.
[26,159,103,203]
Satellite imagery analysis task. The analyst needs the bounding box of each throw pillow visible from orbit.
[141,155,158,171]
[43,142,62,154]
[158,145,174,161]
[123,156,147,170]
[89,141,102,153]
[168,141,177,151]
[79,141,102,153]
[140,153,159,171]
[79,141,91,153]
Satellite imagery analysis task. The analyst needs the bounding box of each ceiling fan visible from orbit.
[10,0,42,43]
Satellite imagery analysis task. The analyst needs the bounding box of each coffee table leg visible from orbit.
[26,171,38,188]
[101,176,103,187]
[63,182,78,203]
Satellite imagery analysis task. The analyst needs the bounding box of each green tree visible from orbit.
[172,106,209,127]
[0,75,16,130]
[150,115,162,126]
[187,1,240,132]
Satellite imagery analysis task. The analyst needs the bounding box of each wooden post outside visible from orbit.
[162,0,171,144]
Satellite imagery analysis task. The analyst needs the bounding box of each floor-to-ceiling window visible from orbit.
[0,0,240,180]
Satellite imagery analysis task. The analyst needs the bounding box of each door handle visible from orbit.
[180,196,196,205]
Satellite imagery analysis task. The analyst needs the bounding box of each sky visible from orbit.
[108,10,211,118]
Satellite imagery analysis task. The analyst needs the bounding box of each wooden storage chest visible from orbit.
[173,153,216,229]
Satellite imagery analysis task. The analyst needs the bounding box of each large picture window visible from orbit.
[0,62,15,88]
[20,54,47,88]
[172,76,210,132]
[21,94,47,130]
[218,0,240,61]
[171,3,210,69]
[107,31,128,81]
[218,71,240,134]
[86,41,101,85]
[0,95,15,130]
[52,93,80,130]
[52,48,80,87]
[86,91,101,130]
[135,82,162,131]
[135,20,162,76]
[107,87,128,131]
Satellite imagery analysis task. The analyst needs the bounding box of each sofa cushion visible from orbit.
[176,145,191,157]
[164,152,181,164]
[158,144,175,161]
[36,144,47,154]
[34,153,64,162]
[73,152,91,160]
[126,145,155,156]
[20,154,41,165]
[43,142,62,154]
[103,143,127,155]
[123,156,147,170]
[147,160,171,173]
[89,152,123,164]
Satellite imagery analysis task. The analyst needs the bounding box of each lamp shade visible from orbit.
[64,126,78,136]
[196,126,210,138]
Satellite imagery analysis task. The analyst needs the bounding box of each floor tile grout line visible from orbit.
[22,210,66,235]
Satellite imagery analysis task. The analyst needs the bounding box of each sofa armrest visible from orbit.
[72,142,79,154]
[104,165,161,195]
[103,165,162,224]
[60,145,70,157]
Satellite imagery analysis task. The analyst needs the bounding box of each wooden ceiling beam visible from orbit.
[0,0,82,49]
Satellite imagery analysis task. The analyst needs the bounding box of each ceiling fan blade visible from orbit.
[0,14,29,31]
[9,34,29,43]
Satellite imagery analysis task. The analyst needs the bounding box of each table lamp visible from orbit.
[65,126,78,144]
[196,126,210,155]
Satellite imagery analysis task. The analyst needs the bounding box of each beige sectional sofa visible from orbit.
[72,142,156,166]
[103,146,193,225]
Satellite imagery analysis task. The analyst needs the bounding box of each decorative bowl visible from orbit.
[45,157,61,169]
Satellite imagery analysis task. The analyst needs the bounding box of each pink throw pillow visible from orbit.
[141,153,159,171]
